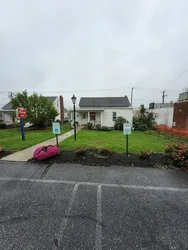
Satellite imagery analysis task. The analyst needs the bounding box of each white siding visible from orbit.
[102,108,133,127]
[71,108,133,127]
[1,112,13,123]
[148,107,174,127]
[76,112,87,125]
[53,98,60,120]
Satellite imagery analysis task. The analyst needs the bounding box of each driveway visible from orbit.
[0,161,188,250]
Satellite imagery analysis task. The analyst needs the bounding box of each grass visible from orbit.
[0,124,70,152]
[59,130,173,154]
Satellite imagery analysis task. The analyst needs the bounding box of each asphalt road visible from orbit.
[0,161,188,250]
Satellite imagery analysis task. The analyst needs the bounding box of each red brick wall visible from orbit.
[173,102,188,129]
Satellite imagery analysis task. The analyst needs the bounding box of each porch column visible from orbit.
[100,112,102,126]
[88,112,90,122]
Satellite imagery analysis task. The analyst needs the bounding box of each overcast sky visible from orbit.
[0,0,188,108]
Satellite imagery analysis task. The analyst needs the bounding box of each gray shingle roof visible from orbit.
[79,96,130,108]
[1,101,13,110]
[1,96,57,110]
[46,96,57,103]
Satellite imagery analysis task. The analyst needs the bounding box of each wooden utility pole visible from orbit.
[161,90,167,103]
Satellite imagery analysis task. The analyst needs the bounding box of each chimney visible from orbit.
[59,96,64,123]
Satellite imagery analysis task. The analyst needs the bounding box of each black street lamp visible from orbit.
[71,94,77,141]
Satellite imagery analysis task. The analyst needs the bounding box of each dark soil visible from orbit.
[28,149,174,168]
[0,150,12,159]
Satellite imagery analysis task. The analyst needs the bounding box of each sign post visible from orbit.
[52,122,61,146]
[16,107,27,141]
[123,123,131,156]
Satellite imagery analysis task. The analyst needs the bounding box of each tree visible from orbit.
[11,91,58,128]
[133,104,156,131]
[114,116,129,130]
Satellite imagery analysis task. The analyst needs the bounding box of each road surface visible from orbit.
[0,161,188,250]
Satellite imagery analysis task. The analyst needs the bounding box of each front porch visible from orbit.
[71,108,104,126]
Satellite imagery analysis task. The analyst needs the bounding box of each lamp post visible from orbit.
[71,94,77,141]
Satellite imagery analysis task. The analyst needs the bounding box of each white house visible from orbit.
[0,96,65,123]
[71,96,133,128]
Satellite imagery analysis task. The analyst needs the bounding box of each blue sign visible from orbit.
[52,122,60,134]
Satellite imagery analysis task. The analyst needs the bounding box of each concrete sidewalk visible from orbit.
[1,129,74,162]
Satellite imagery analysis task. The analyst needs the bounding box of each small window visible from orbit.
[90,112,95,121]
[112,112,116,121]
[82,113,86,119]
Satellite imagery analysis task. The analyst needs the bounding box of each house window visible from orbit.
[82,113,86,119]
[90,112,96,121]
[112,112,116,121]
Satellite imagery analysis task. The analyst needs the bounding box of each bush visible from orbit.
[114,116,129,130]
[133,105,156,131]
[139,151,152,159]
[0,123,6,129]
[55,119,62,124]
[86,122,93,130]
[133,117,148,131]
[12,122,20,128]
[164,143,188,169]
[0,146,2,152]
[101,126,110,131]
[33,145,60,161]
[75,146,86,155]
[95,124,101,131]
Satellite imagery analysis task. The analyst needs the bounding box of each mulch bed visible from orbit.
[28,149,174,168]
[0,150,12,159]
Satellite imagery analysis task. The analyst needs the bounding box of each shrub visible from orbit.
[75,146,86,155]
[86,122,93,130]
[12,122,20,128]
[101,126,110,131]
[114,116,129,130]
[139,151,152,159]
[33,145,60,161]
[133,104,156,131]
[95,124,101,131]
[164,143,188,169]
[0,146,2,152]
[98,148,112,156]
[0,123,6,129]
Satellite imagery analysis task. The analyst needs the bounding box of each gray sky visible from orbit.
[0,0,188,108]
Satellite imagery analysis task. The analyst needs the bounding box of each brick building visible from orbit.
[173,101,188,129]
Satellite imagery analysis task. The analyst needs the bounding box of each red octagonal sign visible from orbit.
[16,108,27,119]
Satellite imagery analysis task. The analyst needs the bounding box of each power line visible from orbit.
[0,86,180,94]
[168,68,188,82]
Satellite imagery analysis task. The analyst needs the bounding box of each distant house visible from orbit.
[71,96,133,127]
[0,96,65,123]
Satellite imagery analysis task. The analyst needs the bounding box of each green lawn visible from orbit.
[59,130,173,153]
[0,124,70,152]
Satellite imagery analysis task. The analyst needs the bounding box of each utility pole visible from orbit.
[131,87,134,106]
[161,90,167,104]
